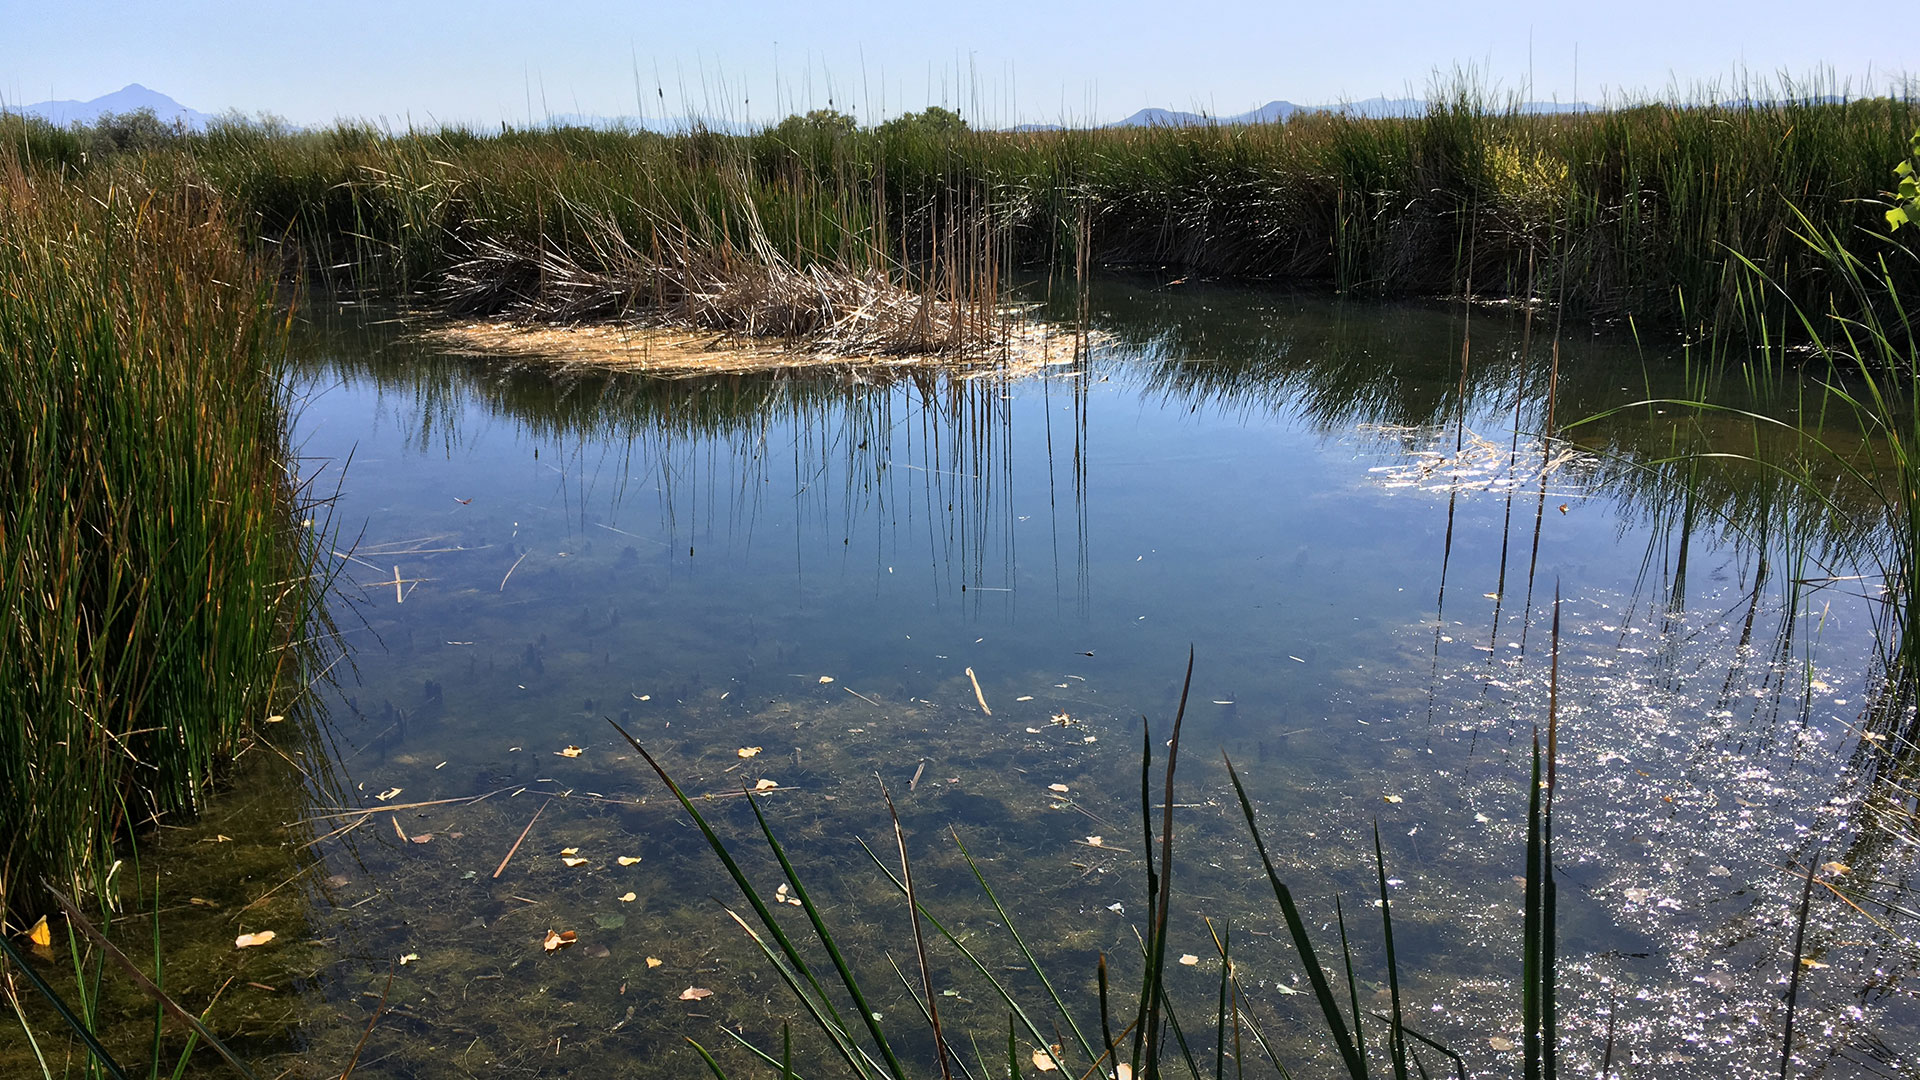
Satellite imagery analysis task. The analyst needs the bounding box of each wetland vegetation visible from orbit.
[4,84,1920,1079]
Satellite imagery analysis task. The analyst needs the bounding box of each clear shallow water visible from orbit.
[49,280,1920,1078]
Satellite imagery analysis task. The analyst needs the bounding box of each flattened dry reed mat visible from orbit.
[412,317,1099,380]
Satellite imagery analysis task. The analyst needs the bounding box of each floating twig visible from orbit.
[843,685,883,708]
[493,798,552,879]
[965,666,992,716]
[499,550,531,592]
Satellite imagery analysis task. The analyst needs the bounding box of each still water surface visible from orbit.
[118,280,1920,1077]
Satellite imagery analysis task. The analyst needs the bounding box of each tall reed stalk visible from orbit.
[0,164,325,918]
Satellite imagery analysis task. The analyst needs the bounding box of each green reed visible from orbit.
[607,644,1563,1080]
[0,164,327,920]
[5,76,1911,339]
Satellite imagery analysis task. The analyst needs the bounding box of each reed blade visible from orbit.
[1223,755,1369,1079]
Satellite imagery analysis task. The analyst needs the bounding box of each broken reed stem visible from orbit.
[492,798,552,879]
[499,550,531,592]
[965,666,992,716]
[338,964,396,1080]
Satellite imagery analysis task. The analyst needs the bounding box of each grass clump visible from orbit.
[0,164,326,918]
[8,78,1914,346]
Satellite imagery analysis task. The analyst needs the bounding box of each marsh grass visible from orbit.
[6,78,1911,338]
[0,164,330,919]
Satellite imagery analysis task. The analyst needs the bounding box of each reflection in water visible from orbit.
[74,281,1919,1079]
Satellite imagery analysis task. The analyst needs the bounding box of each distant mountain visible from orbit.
[5,83,215,129]
[1106,96,1589,127]
[1108,101,1305,128]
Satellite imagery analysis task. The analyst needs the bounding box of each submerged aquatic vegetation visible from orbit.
[0,164,330,917]
[603,647,1567,1080]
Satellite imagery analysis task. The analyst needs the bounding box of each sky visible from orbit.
[1,0,1909,128]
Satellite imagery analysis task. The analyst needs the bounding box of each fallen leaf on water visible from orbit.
[754,779,779,791]
[1085,836,1104,847]
[1016,696,1034,702]
[1048,783,1070,793]
[235,931,276,949]
[561,847,580,856]
[1821,861,1850,876]
[1030,1049,1059,1072]
[556,745,584,758]
[398,953,419,966]
[375,787,402,801]
[1383,795,1404,804]
[542,929,577,953]
[646,956,663,968]
[618,856,642,866]
[1801,957,1830,969]
[1116,1065,1134,1080]
[1178,954,1199,966]
[264,714,285,724]
[25,916,50,947]
[1106,903,1124,914]
[679,986,713,1000]
[562,857,590,868]
[736,746,762,759]
[818,676,835,684]
[619,892,637,902]
[410,833,433,844]
[1026,727,1043,733]
[1489,1036,1515,1051]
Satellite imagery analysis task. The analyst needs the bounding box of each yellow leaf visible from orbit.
[556,745,584,758]
[1048,783,1070,793]
[561,847,580,856]
[264,714,285,724]
[1820,861,1850,876]
[818,676,835,684]
[680,986,714,1000]
[618,856,642,866]
[1178,954,1199,966]
[235,931,276,948]
[375,787,402,801]
[1383,795,1404,804]
[646,956,663,968]
[542,929,577,952]
[1085,836,1104,847]
[1030,1049,1060,1072]
[736,746,762,759]
[619,892,637,902]
[398,953,420,965]
[754,779,779,791]
[562,857,589,867]
[25,916,50,948]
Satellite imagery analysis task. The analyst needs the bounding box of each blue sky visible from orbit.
[2,1,1907,127]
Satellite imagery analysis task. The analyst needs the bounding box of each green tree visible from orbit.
[876,105,968,138]
[772,108,857,141]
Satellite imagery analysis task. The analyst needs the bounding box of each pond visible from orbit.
[61,278,1920,1078]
